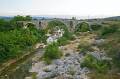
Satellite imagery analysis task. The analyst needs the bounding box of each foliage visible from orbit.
[75,22,89,32]
[47,20,74,45]
[57,37,69,46]
[29,26,47,43]
[43,43,62,64]
[113,52,120,71]
[12,15,32,21]
[94,23,120,72]
[98,31,120,71]
[0,15,47,63]
[31,72,37,79]
[0,15,32,32]
[47,20,66,30]
[81,54,110,73]
[0,19,14,31]
[90,24,102,31]
[100,25,118,36]
[0,27,46,63]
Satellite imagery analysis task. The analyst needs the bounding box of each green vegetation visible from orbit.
[75,22,90,32]
[57,37,69,46]
[1,15,120,78]
[57,30,74,46]
[92,21,120,74]
[47,20,74,46]
[90,24,102,31]
[98,31,120,71]
[0,19,15,31]
[43,43,62,64]
[0,28,46,62]
[11,15,32,21]
[31,72,37,79]
[81,54,110,73]
[0,16,46,63]
[47,20,66,32]
[100,25,118,36]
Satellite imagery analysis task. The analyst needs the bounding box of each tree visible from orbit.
[25,15,32,21]
[12,15,32,21]
[75,22,89,32]
[0,19,14,31]
[47,20,66,31]
[72,17,76,20]
[12,15,25,21]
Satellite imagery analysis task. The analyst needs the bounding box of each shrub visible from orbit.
[90,24,102,31]
[81,54,110,73]
[0,27,46,62]
[47,20,66,32]
[43,43,62,64]
[98,32,120,71]
[75,22,90,32]
[0,19,14,31]
[100,25,118,36]
[57,37,69,46]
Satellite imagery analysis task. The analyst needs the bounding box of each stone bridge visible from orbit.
[21,18,102,30]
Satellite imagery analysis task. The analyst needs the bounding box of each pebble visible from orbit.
[30,53,90,79]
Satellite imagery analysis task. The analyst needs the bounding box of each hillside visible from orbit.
[104,16,120,21]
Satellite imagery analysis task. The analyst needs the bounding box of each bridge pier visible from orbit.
[18,19,102,31]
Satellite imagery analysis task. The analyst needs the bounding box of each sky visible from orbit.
[0,0,120,18]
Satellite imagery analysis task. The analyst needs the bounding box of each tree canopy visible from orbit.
[75,22,90,32]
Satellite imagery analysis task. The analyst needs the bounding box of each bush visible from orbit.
[43,43,62,64]
[0,27,46,62]
[0,19,14,31]
[100,25,118,36]
[90,24,102,31]
[98,32,120,71]
[81,54,110,73]
[0,16,47,63]
[47,20,66,32]
[57,37,69,46]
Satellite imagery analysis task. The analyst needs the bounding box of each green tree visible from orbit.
[75,22,89,32]
[0,19,14,31]
[25,15,32,21]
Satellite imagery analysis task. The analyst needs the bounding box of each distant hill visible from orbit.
[32,16,53,20]
[0,16,52,21]
[104,16,120,21]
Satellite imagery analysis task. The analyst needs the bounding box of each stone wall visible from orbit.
[20,19,103,30]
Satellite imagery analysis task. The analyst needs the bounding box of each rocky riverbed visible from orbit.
[26,34,96,79]
[29,52,90,79]
[25,33,109,79]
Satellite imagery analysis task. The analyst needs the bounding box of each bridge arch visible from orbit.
[23,22,36,29]
[75,22,90,32]
[47,20,68,29]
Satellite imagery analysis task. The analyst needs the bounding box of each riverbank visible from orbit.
[0,43,44,77]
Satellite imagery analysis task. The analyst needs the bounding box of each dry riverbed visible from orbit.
[25,33,99,79]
